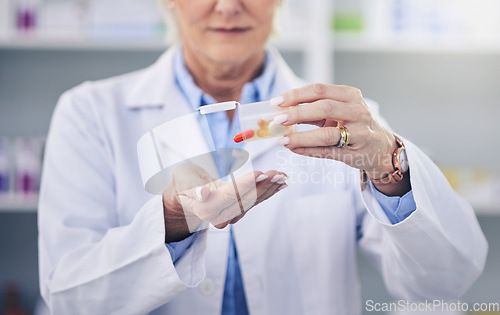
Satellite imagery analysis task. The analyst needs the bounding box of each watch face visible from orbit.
[400,148,409,173]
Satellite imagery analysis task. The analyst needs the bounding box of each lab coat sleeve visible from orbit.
[357,100,488,301]
[38,87,208,314]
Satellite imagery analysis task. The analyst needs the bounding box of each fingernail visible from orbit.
[255,174,269,183]
[277,184,288,191]
[195,186,203,201]
[273,114,288,124]
[277,176,287,184]
[270,95,285,106]
[271,174,284,183]
[277,136,290,146]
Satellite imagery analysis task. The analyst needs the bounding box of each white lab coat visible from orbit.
[38,45,488,315]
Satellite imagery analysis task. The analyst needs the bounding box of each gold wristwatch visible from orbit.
[361,135,408,189]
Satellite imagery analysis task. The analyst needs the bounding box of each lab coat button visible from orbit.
[198,278,215,296]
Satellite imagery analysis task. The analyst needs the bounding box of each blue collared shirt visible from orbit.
[166,46,416,314]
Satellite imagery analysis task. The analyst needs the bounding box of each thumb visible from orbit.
[184,182,216,202]
[173,163,216,202]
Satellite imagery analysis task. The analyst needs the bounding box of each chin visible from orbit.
[206,45,264,65]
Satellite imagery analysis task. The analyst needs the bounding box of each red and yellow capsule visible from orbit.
[233,130,255,143]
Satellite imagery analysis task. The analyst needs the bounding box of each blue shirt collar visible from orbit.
[174,46,277,110]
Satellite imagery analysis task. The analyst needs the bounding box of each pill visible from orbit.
[257,129,270,137]
[233,130,255,143]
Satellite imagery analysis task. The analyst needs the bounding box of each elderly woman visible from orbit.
[38,0,487,314]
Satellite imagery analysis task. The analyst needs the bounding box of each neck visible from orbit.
[183,47,265,103]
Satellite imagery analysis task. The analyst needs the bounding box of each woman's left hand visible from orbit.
[271,83,397,181]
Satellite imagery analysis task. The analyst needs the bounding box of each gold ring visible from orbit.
[344,126,351,146]
[337,126,350,148]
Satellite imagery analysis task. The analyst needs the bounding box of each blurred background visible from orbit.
[0,0,499,314]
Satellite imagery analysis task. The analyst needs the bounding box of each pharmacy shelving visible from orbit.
[4,35,500,53]
[334,36,500,54]
[3,37,500,63]
[0,36,169,51]
[0,35,330,83]
[471,203,500,216]
[0,195,39,213]
[0,33,315,51]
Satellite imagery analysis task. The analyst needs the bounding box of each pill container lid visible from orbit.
[198,101,238,115]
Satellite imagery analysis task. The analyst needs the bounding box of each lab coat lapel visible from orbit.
[157,86,212,163]
[126,45,212,161]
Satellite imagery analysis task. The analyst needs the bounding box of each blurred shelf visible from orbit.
[0,36,170,51]
[0,35,310,52]
[334,35,500,54]
[470,202,500,216]
[269,33,310,51]
[0,195,38,213]
[4,35,500,54]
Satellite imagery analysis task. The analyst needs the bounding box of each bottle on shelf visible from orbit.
[13,137,42,200]
[3,282,27,315]
[15,0,41,34]
[0,138,10,197]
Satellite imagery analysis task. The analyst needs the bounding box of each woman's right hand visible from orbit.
[163,164,287,243]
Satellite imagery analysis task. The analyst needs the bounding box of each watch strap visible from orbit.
[361,135,406,188]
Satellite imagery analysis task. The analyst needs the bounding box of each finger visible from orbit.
[294,120,328,128]
[208,182,267,225]
[283,127,344,149]
[258,182,288,204]
[181,171,288,226]
[238,172,287,211]
[282,119,339,129]
[178,192,241,224]
[289,146,342,161]
[173,163,215,201]
[256,172,288,198]
[210,171,287,225]
[210,203,243,226]
[229,213,246,224]
[245,171,287,200]
[177,177,217,202]
[173,164,213,189]
[180,168,260,205]
[214,222,230,229]
[254,171,287,193]
[180,181,217,202]
[275,99,356,127]
[228,171,269,205]
[226,180,285,225]
[181,172,264,222]
[228,180,289,226]
[273,83,363,107]
[228,171,286,224]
